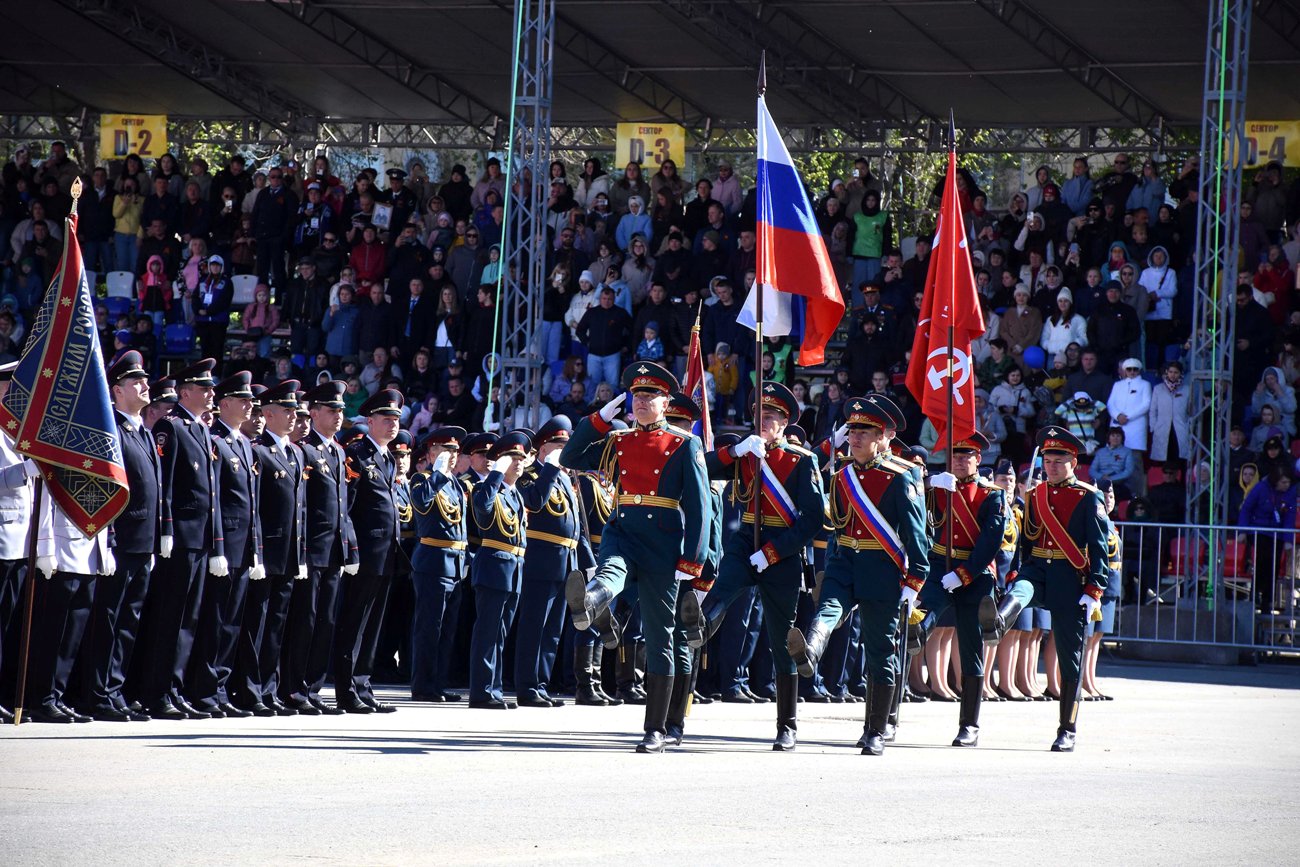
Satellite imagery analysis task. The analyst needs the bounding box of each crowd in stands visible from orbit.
[4,142,1300,534]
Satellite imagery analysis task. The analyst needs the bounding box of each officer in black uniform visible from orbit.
[409,426,467,702]
[515,416,594,707]
[467,431,531,709]
[135,358,227,721]
[187,371,264,718]
[81,351,158,721]
[336,388,406,713]
[282,380,357,715]
[234,379,305,716]
[377,167,418,236]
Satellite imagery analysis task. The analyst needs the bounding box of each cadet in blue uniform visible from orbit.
[981,426,1108,752]
[409,426,468,702]
[187,371,265,718]
[337,388,407,714]
[681,382,823,750]
[283,380,357,715]
[911,431,1007,747]
[135,358,228,721]
[786,396,930,755]
[515,416,595,707]
[234,379,306,716]
[561,362,710,753]
[467,431,531,709]
[79,352,158,721]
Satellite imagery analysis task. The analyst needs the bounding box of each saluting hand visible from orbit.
[598,392,626,422]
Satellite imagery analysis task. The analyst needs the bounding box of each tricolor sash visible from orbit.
[1031,483,1088,571]
[758,455,797,527]
[842,467,907,573]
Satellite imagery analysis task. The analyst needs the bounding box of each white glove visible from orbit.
[343,563,359,575]
[598,392,627,422]
[22,460,40,479]
[832,424,848,449]
[900,584,919,609]
[930,471,957,492]
[673,570,694,583]
[543,448,560,466]
[159,536,174,558]
[1079,593,1101,621]
[149,556,155,571]
[36,555,55,579]
[734,434,765,458]
[296,564,309,580]
[101,549,116,576]
[748,550,770,573]
[941,570,962,591]
[490,456,512,474]
[208,555,229,577]
[432,451,453,475]
[249,562,267,581]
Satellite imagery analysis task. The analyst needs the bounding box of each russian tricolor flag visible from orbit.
[739,94,844,366]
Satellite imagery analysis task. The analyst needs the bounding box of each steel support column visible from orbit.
[1186,0,1251,527]
[494,0,554,429]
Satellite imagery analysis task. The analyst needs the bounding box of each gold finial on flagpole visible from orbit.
[70,177,83,217]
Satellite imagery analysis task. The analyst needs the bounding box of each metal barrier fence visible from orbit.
[1109,521,1298,653]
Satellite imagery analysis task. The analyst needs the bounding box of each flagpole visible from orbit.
[753,51,767,550]
[945,111,956,580]
[12,477,43,725]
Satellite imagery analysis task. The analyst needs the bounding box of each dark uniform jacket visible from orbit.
[519,463,594,583]
[112,409,161,555]
[470,470,527,593]
[411,465,469,580]
[344,435,405,575]
[211,418,262,572]
[155,404,224,557]
[299,428,357,569]
[252,431,307,576]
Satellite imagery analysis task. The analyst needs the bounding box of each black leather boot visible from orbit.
[860,679,894,756]
[772,672,799,751]
[906,611,932,657]
[787,620,831,678]
[681,591,727,650]
[566,571,613,632]
[615,642,646,705]
[633,641,648,700]
[953,675,982,747]
[1052,679,1080,752]
[665,672,692,746]
[592,646,620,705]
[574,644,607,706]
[636,674,675,753]
[979,594,1024,645]
[592,602,622,651]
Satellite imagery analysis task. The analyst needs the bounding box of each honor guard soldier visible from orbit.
[235,379,306,716]
[80,351,159,721]
[680,382,823,750]
[467,431,531,709]
[980,427,1108,752]
[786,396,929,755]
[409,427,468,702]
[912,431,1007,747]
[0,362,38,722]
[560,362,710,753]
[515,416,595,708]
[136,358,228,721]
[187,372,265,718]
[336,388,406,714]
[571,424,623,707]
[282,380,357,715]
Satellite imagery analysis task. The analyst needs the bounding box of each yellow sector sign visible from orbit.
[99,114,168,161]
[615,123,686,170]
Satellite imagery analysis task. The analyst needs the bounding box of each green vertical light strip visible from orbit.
[1206,0,1231,606]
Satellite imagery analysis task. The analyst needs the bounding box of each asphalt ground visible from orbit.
[2,659,1296,865]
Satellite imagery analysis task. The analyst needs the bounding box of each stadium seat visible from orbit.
[84,270,98,292]
[231,273,259,306]
[1116,499,1130,520]
[1163,534,1205,577]
[163,323,196,355]
[1223,539,1252,598]
[105,270,135,299]
[104,297,132,320]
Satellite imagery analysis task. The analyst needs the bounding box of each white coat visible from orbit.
[0,435,35,560]
[1106,375,1153,451]
[1148,378,1190,462]
[37,488,113,576]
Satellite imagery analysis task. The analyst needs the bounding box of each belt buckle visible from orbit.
[633,494,642,505]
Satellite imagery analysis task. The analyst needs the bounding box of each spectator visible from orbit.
[976,338,1015,388]
[989,364,1036,439]
[652,231,691,296]
[844,315,891,395]
[712,161,742,216]
[438,164,474,223]
[446,225,484,298]
[177,181,211,244]
[110,177,144,274]
[1091,427,1141,500]
[241,283,280,357]
[1227,463,1259,525]
[1125,159,1166,217]
[191,255,232,360]
[396,277,437,363]
[573,158,610,211]
[135,254,172,333]
[348,224,387,286]
[469,157,506,212]
[1064,347,1113,404]
[1040,288,1087,355]
[1146,462,1186,523]
[564,270,600,343]
[1248,404,1285,453]
[999,284,1043,364]
[360,346,402,396]
[1107,358,1152,455]
[1061,157,1094,216]
[1233,284,1276,408]
[1149,361,1190,464]
[576,287,632,388]
[1251,365,1297,436]
[1245,161,1288,243]
[608,161,651,215]
[1238,467,1295,612]
[1054,391,1106,454]
[1253,245,1294,325]
[635,321,665,362]
[709,341,741,419]
[547,356,591,406]
[250,165,298,290]
[615,196,651,252]
[322,283,361,360]
[1094,153,1138,214]
[1138,246,1178,365]
[282,257,330,355]
[973,389,1007,467]
[1087,280,1141,375]
[556,381,589,419]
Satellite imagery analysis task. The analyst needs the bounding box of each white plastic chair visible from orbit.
[105,270,135,299]
[231,274,259,306]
